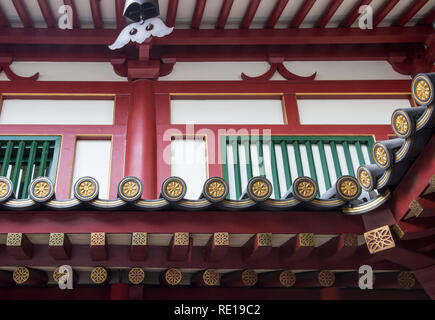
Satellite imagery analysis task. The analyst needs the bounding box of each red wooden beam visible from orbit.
[317,234,359,261]
[6,233,32,260]
[191,269,220,287]
[395,0,429,27]
[168,232,190,261]
[405,198,435,219]
[63,0,79,28]
[0,271,13,287]
[414,265,435,299]
[216,0,234,29]
[191,0,207,29]
[374,271,420,289]
[12,0,33,28]
[90,232,107,261]
[0,5,8,28]
[240,0,261,29]
[90,0,103,29]
[377,247,435,270]
[265,0,289,29]
[37,0,56,28]
[242,233,272,262]
[130,232,147,261]
[340,0,372,28]
[115,0,126,29]
[257,270,296,287]
[373,0,400,26]
[221,270,258,287]
[166,0,178,27]
[204,232,229,261]
[315,0,344,28]
[420,6,435,25]
[290,0,317,28]
[295,270,336,288]
[280,233,315,262]
[48,233,72,260]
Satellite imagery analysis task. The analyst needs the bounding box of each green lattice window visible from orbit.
[221,135,375,200]
[0,136,61,199]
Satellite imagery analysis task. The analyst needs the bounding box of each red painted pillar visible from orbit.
[110,283,130,300]
[320,287,341,300]
[125,80,157,199]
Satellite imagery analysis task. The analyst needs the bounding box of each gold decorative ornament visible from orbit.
[299,233,315,246]
[364,225,396,254]
[174,232,189,246]
[29,177,54,202]
[257,233,272,246]
[208,181,225,198]
[392,224,405,239]
[162,177,186,202]
[123,181,139,197]
[53,266,69,284]
[13,267,30,284]
[340,180,358,197]
[337,176,361,201]
[408,199,423,217]
[167,181,182,197]
[242,270,258,286]
[293,177,317,201]
[90,267,108,284]
[252,181,268,197]
[74,177,99,201]
[49,233,64,246]
[298,181,314,197]
[343,234,358,247]
[203,177,228,202]
[7,233,22,246]
[359,169,371,189]
[247,177,272,201]
[415,79,430,102]
[0,178,12,202]
[203,269,219,286]
[318,270,335,287]
[165,268,182,285]
[128,267,145,285]
[118,176,143,202]
[132,232,147,246]
[394,114,409,135]
[374,146,388,166]
[34,181,50,198]
[90,232,105,246]
[214,232,229,246]
[279,270,296,287]
[78,181,95,197]
[0,181,9,197]
[397,271,416,289]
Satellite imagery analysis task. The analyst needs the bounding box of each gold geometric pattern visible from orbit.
[208,181,225,198]
[166,181,183,197]
[299,233,315,247]
[409,199,423,217]
[174,232,189,246]
[6,233,22,246]
[128,267,145,285]
[397,271,416,289]
[203,269,219,286]
[297,181,315,197]
[53,266,69,284]
[394,114,409,135]
[374,146,387,166]
[0,181,9,197]
[13,267,30,284]
[364,225,396,254]
[122,181,139,197]
[165,268,182,285]
[318,270,335,287]
[78,180,95,197]
[132,232,147,246]
[33,181,50,198]
[392,224,405,239]
[252,181,268,197]
[90,267,108,284]
[359,169,371,188]
[423,175,435,196]
[257,233,272,246]
[340,180,358,197]
[279,270,296,287]
[415,79,430,101]
[241,270,258,286]
[49,233,64,246]
[90,232,105,246]
[214,232,229,246]
[343,233,358,247]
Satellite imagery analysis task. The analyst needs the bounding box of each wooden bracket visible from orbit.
[0,57,39,81]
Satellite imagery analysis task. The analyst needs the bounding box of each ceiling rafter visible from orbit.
[240,0,262,29]
[37,0,56,28]
[0,5,9,28]
[420,6,435,25]
[395,0,429,27]
[340,0,372,28]
[373,0,400,27]
[63,0,79,28]
[290,0,317,28]
[166,0,179,27]
[265,0,289,29]
[191,0,207,29]
[216,0,234,29]
[115,0,126,29]
[315,0,344,28]
[12,0,33,28]
[90,0,103,29]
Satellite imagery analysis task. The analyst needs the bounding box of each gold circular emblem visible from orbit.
[165,268,182,285]
[397,271,415,289]
[203,269,219,286]
[0,181,9,197]
[297,181,314,197]
[123,181,139,197]
[375,146,387,166]
[13,267,30,284]
[279,270,296,287]
[33,181,50,198]
[318,270,335,287]
[415,79,430,101]
[252,181,268,197]
[241,270,258,286]
[90,267,108,284]
[53,267,69,284]
[208,181,225,198]
[359,170,371,188]
[78,180,95,197]
[394,114,409,135]
[128,267,145,285]
[166,181,182,197]
[340,180,358,197]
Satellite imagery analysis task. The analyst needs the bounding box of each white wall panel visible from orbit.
[171,99,284,124]
[0,99,114,125]
[71,140,111,200]
[297,99,411,125]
